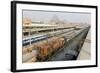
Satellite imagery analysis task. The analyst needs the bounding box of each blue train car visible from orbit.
[23,35,48,46]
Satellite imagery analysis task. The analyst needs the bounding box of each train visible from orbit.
[36,37,65,61]
[23,35,48,46]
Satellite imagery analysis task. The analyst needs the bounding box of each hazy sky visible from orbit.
[23,10,91,24]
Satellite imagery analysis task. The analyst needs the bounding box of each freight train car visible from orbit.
[33,37,65,61]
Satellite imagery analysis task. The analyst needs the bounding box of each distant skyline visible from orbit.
[23,10,91,24]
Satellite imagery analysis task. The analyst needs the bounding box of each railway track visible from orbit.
[48,26,90,61]
[22,27,89,62]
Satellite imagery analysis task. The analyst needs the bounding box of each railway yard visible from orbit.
[22,23,90,63]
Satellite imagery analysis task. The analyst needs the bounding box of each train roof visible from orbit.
[23,34,46,40]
